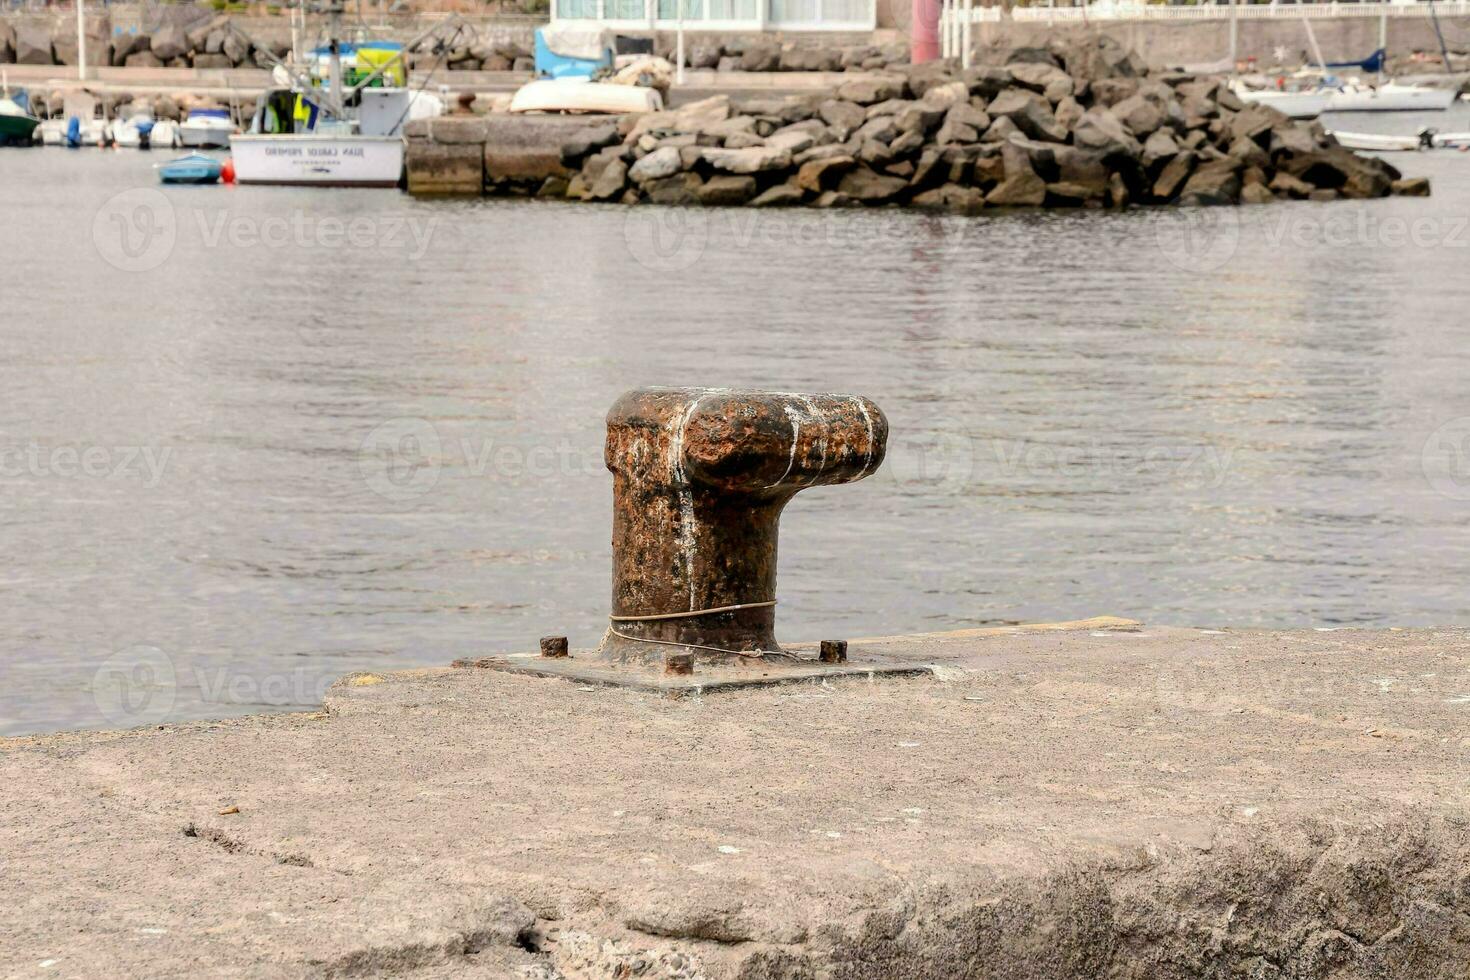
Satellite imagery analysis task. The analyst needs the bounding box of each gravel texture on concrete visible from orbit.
[3,621,1469,978]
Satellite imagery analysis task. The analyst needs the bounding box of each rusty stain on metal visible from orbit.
[540,636,570,659]
[819,640,849,664]
[601,387,888,666]
[664,653,695,676]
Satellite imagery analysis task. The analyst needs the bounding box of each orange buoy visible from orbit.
[221,158,236,184]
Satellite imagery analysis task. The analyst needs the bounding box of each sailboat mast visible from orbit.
[327,0,344,121]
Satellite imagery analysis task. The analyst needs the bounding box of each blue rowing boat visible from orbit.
[156,152,223,185]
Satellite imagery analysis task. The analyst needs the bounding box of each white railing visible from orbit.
[950,0,1470,25]
[552,0,876,30]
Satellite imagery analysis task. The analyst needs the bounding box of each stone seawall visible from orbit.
[406,36,1429,211]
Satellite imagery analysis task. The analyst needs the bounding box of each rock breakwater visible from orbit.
[526,42,1425,211]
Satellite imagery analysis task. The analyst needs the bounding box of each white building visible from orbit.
[550,0,877,34]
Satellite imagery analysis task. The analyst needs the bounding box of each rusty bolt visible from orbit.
[664,653,695,676]
[819,640,849,664]
[602,387,887,666]
[539,636,570,659]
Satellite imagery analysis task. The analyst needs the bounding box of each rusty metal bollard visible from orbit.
[601,387,888,666]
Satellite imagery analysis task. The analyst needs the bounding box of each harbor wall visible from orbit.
[974,16,1470,71]
[6,8,1470,74]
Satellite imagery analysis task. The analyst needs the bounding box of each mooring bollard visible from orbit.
[600,387,888,666]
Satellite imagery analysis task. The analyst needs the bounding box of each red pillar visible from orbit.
[912,0,942,63]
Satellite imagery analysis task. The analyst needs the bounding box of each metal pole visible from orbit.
[962,0,972,67]
[1229,0,1238,69]
[1429,0,1454,73]
[76,0,87,82]
[676,0,685,86]
[1379,7,1387,80]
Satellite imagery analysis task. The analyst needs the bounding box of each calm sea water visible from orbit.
[3,117,1470,735]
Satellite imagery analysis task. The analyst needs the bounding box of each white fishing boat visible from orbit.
[228,7,455,188]
[232,128,406,187]
[179,107,235,149]
[509,78,663,114]
[1326,81,1459,113]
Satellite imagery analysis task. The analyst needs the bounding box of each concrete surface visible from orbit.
[3,620,1469,978]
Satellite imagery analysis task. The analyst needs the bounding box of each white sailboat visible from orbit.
[1230,79,1334,120]
[1326,81,1459,113]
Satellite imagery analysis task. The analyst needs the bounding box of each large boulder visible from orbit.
[818,98,865,136]
[962,66,1013,99]
[739,40,779,72]
[935,102,991,145]
[15,25,53,65]
[1007,61,1071,98]
[696,174,756,205]
[125,50,164,69]
[628,146,683,183]
[796,154,855,192]
[1089,78,1139,108]
[589,157,628,200]
[1229,102,1287,145]
[1073,108,1142,160]
[1142,128,1180,170]
[911,183,985,214]
[150,23,189,62]
[1177,158,1242,206]
[1109,94,1163,137]
[700,146,792,174]
[986,89,1066,142]
[689,44,721,69]
[836,75,906,106]
[221,32,249,66]
[836,167,907,203]
[1276,147,1398,199]
[749,182,805,206]
[1152,150,1196,200]
[986,172,1047,206]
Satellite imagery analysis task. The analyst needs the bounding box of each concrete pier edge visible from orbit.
[4,619,1468,977]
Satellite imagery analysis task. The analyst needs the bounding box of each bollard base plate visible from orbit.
[452,644,934,698]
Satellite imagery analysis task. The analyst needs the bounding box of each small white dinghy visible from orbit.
[509,79,663,115]
[1329,128,1470,151]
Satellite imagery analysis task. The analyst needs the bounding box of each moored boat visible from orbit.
[509,78,664,114]
[1326,81,1459,113]
[1231,79,1334,120]
[1329,128,1470,151]
[111,109,157,149]
[228,6,456,188]
[0,82,41,146]
[179,107,235,149]
[156,152,224,184]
